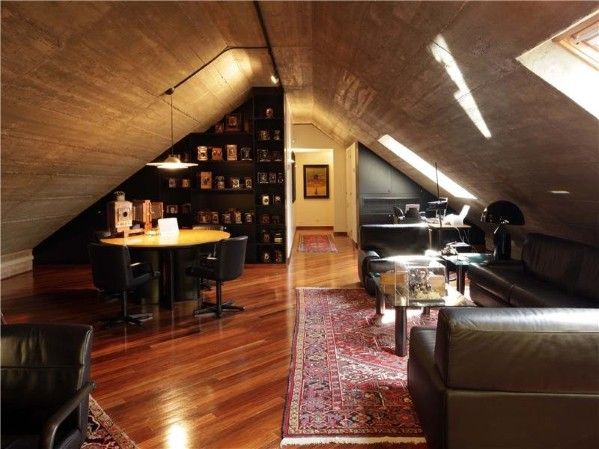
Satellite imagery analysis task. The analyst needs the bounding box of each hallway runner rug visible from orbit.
[297,234,338,253]
[83,397,137,448]
[282,288,436,446]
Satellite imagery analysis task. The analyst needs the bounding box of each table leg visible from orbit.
[395,306,408,357]
[375,288,386,316]
[457,265,466,294]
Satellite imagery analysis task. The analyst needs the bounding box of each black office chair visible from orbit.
[88,243,159,326]
[1,324,95,449]
[186,236,247,318]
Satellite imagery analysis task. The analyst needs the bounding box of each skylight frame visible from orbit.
[554,13,599,70]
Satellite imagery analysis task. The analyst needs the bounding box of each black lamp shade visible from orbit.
[481,201,525,225]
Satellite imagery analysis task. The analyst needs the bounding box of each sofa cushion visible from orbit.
[468,263,527,302]
[510,279,593,308]
[574,246,599,302]
[521,233,582,291]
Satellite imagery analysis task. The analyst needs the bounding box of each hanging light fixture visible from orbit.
[147,88,197,170]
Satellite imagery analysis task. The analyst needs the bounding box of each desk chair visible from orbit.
[88,243,159,326]
[1,324,95,449]
[186,236,247,318]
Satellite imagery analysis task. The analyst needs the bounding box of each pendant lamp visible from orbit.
[147,88,197,170]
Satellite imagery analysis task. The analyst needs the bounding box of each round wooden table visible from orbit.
[101,229,230,309]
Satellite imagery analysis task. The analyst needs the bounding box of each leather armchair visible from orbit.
[408,308,599,449]
[1,324,95,449]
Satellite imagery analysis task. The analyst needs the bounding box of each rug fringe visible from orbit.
[281,436,426,446]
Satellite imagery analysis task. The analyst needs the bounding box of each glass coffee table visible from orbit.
[439,253,494,293]
[371,271,474,357]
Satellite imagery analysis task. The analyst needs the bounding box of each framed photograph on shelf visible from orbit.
[199,171,212,190]
[214,121,225,134]
[225,113,241,132]
[303,164,329,199]
[226,144,237,161]
[230,177,241,189]
[211,147,223,161]
[168,178,177,188]
[240,147,252,161]
[197,146,209,161]
[166,204,179,215]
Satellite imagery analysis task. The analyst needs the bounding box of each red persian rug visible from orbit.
[297,234,338,253]
[282,288,437,446]
[83,397,137,448]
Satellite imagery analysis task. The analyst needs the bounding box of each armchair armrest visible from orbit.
[41,381,95,449]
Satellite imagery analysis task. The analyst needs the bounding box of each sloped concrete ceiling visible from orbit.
[2,2,598,255]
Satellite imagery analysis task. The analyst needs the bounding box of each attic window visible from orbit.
[556,16,599,69]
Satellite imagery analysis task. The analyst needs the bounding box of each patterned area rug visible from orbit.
[282,288,437,446]
[84,397,137,448]
[297,234,338,253]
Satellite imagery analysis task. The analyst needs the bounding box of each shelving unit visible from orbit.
[150,87,286,264]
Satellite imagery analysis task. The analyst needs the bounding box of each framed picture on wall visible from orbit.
[303,164,329,199]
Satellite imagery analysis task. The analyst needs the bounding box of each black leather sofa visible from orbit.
[408,308,599,449]
[469,233,599,308]
[358,224,430,295]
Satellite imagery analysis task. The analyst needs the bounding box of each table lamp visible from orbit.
[481,200,524,260]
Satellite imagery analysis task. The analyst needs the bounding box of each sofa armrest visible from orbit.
[434,308,599,394]
[358,250,380,286]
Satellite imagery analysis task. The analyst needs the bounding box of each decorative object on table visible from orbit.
[106,191,133,234]
[265,107,274,118]
[303,164,329,199]
[260,229,271,243]
[181,178,191,188]
[273,129,281,141]
[244,211,254,223]
[224,113,241,132]
[260,213,270,225]
[258,129,270,141]
[268,172,277,184]
[240,146,252,161]
[297,234,337,253]
[273,194,282,205]
[222,211,232,224]
[481,200,525,260]
[211,211,220,224]
[211,146,223,160]
[260,194,270,206]
[272,150,282,162]
[226,144,237,161]
[83,396,138,449]
[214,121,224,134]
[233,210,243,224]
[199,171,212,190]
[395,258,447,304]
[261,250,271,263]
[166,204,179,215]
[258,172,268,184]
[282,288,430,446]
[215,176,225,190]
[132,200,153,231]
[257,148,270,162]
[181,203,192,215]
[230,177,241,189]
[273,232,283,244]
[277,172,285,184]
[274,249,284,263]
[244,177,253,189]
[271,215,281,224]
[168,178,178,188]
[197,145,209,161]
[146,88,197,170]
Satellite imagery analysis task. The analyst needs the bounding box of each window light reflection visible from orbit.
[167,422,189,449]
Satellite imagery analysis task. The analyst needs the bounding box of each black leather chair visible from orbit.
[1,324,95,449]
[88,243,159,325]
[186,236,247,318]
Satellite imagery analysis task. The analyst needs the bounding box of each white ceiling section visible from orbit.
[2,1,598,256]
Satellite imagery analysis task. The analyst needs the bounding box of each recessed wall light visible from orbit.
[549,190,571,194]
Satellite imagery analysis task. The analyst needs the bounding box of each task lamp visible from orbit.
[481,200,525,260]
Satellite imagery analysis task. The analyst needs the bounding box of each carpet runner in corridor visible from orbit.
[282,288,437,446]
[84,397,137,448]
[297,234,338,253]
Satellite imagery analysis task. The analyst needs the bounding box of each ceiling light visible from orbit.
[270,74,279,85]
[378,134,476,200]
[147,88,198,170]
[549,190,571,194]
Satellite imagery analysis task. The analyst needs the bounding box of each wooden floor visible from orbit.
[1,230,378,449]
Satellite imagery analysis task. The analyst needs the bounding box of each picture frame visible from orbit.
[225,113,241,132]
[261,194,270,206]
[268,172,277,184]
[244,211,254,223]
[272,150,282,162]
[258,172,268,184]
[214,121,225,134]
[226,144,237,161]
[211,211,220,224]
[244,177,253,189]
[199,171,212,190]
[240,147,252,161]
[211,147,223,161]
[168,178,177,188]
[215,176,225,190]
[166,204,179,215]
[197,146,209,161]
[230,177,241,189]
[257,149,270,162]
[181,178,191,188]
[303,164,329,199]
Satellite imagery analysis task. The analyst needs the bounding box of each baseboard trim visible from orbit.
[333,231,347,236]
[296,226,334,230]
[1,249,33,279]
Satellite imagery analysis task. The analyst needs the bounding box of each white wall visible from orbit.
[291,124,347,232]
[294,151,335,226]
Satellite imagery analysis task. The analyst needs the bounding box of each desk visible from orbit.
[427,223,471,250]
[101,229,230,309]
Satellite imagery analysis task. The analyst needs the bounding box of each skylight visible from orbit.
[378,135,477,200]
